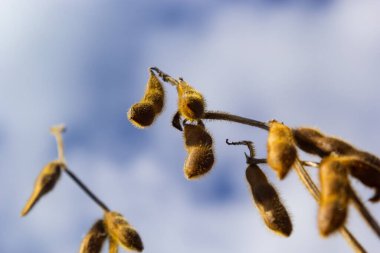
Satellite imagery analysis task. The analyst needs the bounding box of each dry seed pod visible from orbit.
[245,164,292,237]
[79,220,107,253]
[104,211,143,252]
[267,121,297,179]
[183,123,213,149]
[128,71,165,128]
[127,102,156,128]
[177,80,205,121]
[143,70,165,114]
[292,127,355,157]
[318,155,349,236]
[337,156,380,202]
[21,161,63,216]
[184,146,215,179]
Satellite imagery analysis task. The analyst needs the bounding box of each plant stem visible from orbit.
[348,186,380,238]
[293,159,366,253]
[51,125,110,212]
[63,166,110,212]
[204,111,269,131]
[150,67,179,86]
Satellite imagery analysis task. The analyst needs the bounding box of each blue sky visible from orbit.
[1,0,379,252]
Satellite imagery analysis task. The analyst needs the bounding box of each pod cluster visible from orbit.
[79,212,144,253]
[183,122,215,179]
[293,127,380,202]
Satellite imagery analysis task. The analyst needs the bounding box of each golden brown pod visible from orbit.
[143,70,165,114]
[79,220,107,253]
[292,127,355,157]
[104,211,143,252]
[21,161,63,216]
[177,80,205,121]
[128,70,165,128]
[184,146,215,179]
[127,102,156,128]
[318,155,349,236]
[245,164,292,237]
[267,121,297,179]
[183,123,213,150]
[336,156,380,202]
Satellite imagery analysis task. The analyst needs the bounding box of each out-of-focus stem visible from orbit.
[204,111,269,131]
[293,159,366,253]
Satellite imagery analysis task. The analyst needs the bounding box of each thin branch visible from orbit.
[150,67,179,86]
[63,166,110,212]
[204,111,269,131]
[293,159,366,253]
[50,125,110,212]
[348,185,380,238]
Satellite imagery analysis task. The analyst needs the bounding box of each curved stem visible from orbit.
[293,159,366,253]
[204,111,269,131]
[150,67,179,86]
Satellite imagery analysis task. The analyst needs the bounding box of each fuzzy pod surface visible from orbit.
[79,220,107,253]
[318,155,349,236]
[177,80,205,121]
[184,146,215,179]
[104,211,144,252]
[246,164,292,237]
[267,121,297,179]
[21,161,63,216]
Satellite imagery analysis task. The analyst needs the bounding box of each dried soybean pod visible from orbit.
[127,102,156,128]
[267,121,297,179]
[292,128,355,157]
[183,122,213,149]
[177,79,205,121]
[184,146,215,179]
[143,70,165,114]
[245,164,292,237]
[104,211,143,252]
[318,155,349,236]
[352,150,380,171]
[338,156,380,202]
[79,220,107,253]
[21,161,62,216]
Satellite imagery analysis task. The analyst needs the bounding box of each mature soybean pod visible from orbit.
[267,121,297,179]
[182,122,214,179]
[318,155,349,236]
[21,161,63,216]
[339,156,380,202]
[79,220,107,253]
[292,128,355,157]
[246,164,292,237]
[177,80,205,121]
[104,211,143,252]
[128,70,165,128]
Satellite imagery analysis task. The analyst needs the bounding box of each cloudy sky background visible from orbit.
[1,0,379,252]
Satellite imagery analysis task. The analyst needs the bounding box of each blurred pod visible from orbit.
[336,156,380,202]
[177,80,205,121]
[292,127,355,157]
[21,161,63,216]
[79,220,107,253]
[183,122,214,179]
[318,155,349,236]
[104,211,143,252]
[128,70,165,128]
[267,121,297,179]
[246,164,292,237]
